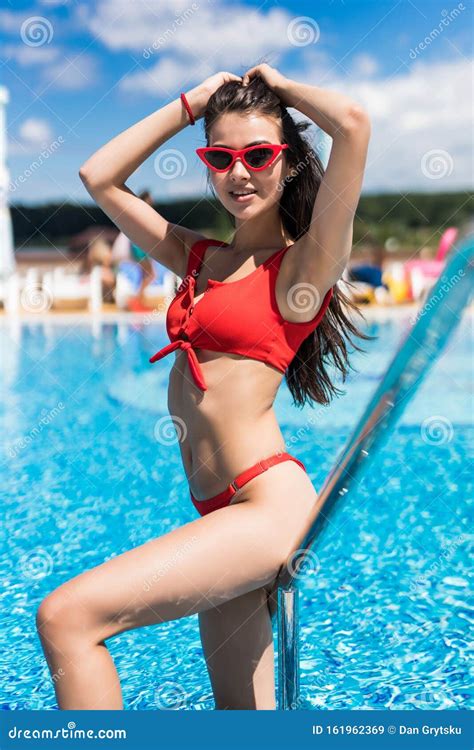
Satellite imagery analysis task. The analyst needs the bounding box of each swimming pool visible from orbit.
[1,312,471,710]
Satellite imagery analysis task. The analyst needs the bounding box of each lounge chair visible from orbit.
[41,266,102,311]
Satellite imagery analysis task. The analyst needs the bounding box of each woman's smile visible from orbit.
[228,187,258,202]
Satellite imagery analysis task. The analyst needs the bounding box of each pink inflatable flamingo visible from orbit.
[404,227,458,301]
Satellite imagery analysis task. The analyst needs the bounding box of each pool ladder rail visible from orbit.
[273,224,474,710]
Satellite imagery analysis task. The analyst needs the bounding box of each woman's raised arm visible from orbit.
[78,72,241,276]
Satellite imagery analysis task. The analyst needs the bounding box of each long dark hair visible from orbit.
[202,75,373,408]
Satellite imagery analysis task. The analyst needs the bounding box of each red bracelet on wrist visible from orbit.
[180,92,195,125]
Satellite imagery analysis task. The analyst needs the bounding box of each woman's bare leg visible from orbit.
[136,257,155,303]
[36,460,316,709]
[199,586,276,710]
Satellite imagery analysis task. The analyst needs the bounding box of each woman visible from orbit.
[36,65,371,710]
[111,189,157,312]
[80,236,116,303]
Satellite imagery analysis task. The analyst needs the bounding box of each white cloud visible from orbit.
[6,1,472,199]
[362,58,472,191]
[120,56,215,97]
[4,43,98,91]
[4,44,61,66]
[351,53,379,78]
[0,10,31,33]
[82,0,294,83]
[297,56,473,191]
[41,54,99,90]
[8,117,55,155]
[39,0,70,6]
[19,118,53,145]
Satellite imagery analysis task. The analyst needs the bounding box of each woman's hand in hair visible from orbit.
[241,63,290,101]
[187,71,242,118]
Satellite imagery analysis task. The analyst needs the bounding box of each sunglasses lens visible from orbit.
[245,147,274,168]
[205,150,233,170]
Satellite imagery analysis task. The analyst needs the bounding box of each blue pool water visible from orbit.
[1,313,472,710]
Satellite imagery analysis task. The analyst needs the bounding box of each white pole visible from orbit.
[0,85,16,278]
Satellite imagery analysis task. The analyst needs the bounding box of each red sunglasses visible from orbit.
[196,143,289,172]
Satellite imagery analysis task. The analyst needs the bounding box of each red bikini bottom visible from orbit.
[190,451,307,517]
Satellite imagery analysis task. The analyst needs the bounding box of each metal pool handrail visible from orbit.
[274,224,474,710]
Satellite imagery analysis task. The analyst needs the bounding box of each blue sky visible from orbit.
[1,0,472,206]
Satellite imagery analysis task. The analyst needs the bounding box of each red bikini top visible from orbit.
[149,238,333,391]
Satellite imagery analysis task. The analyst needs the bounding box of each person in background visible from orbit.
[111,189,156,312]
[348,234,386,288]
[341,233,391,305]
[81,236,116,303]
